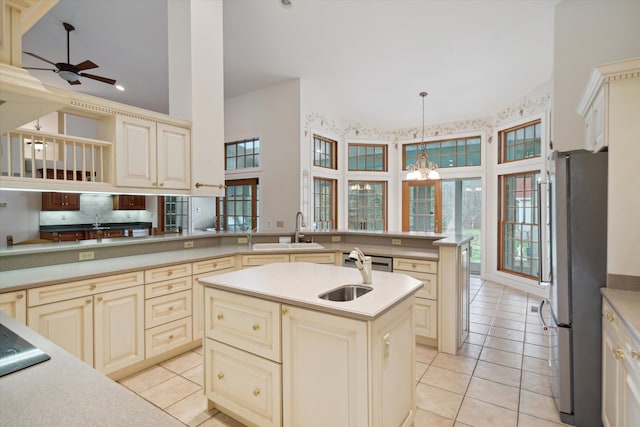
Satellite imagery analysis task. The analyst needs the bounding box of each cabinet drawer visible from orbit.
[145,317,193,358]
[205,287,281,362]
[289,252,336,264]
[145,290,192,329]
[241,254,289,267]
[145,276,192,299]
[28,271,144,307]
[144,263,192,283]
[0,290,27,323]
[205,339,281,427]
[415,297,437,339]
[394,257,437,274]
[398,271,437,300]
[192,256,237,274]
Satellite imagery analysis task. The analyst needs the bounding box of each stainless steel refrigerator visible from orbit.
[539,149,607,427]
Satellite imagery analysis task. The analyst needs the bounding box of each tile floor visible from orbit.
[118,277,574,427]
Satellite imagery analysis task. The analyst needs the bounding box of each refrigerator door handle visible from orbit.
[537,178,553,286]
[538,299,555,331]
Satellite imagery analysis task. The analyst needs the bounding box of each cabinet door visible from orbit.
[0,291,27,323]
[41,192,80,210]
[282,305,368,427]
[28,297,93,365]
[414,298,437,340]
[193,267,236,340]
[94,286,145,374]
[602,323,620,427]
[157,123,190,190]
[624,363,640,427]
[116,115,157,188]
[113,195,146,210]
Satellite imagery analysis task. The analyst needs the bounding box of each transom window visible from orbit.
[313,135,337,169]
[214,178,259,231]
[348,181,387,231]
[348,143,387,171]
[499,120,541,163]
[313,177,337,230]
[498,171,540,279]
[225,138,260,170]
[403,136,481,170]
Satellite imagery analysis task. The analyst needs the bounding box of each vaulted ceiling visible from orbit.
[22,0,556,129]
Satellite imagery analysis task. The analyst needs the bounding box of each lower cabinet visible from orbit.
[0,290,27,323]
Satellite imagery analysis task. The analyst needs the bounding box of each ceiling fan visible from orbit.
[23,22,116,86]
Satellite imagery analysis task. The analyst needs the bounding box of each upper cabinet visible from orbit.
[42,192,80,211]
[113,195,146,210]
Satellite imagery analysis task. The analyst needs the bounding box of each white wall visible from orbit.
[0,190,41,247]
[552,0,640,151]
[224,79,301,231]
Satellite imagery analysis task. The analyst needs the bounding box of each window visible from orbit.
[313,177,337,230]
[347,143,387,171]
[499,171,540,279]
[215,178,259,231]
[313,135,337,169]
[348,181,387,230]
[225,138,260,170]
[499,120,541,163]
[158,196,189,232]
[403,136,481,170]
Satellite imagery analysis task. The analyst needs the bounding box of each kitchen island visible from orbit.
[199,262,423,427]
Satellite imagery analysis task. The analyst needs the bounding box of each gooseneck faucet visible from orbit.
[294,211,305,243]
[348,247,373,284]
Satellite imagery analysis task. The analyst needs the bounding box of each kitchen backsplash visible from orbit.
[39,194,152,226]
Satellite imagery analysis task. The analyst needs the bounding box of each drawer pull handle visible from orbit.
[253,388,260,397]
[606,312,615,321]
[213,263,217,268]
[252,323,260,331]
[16,294,24,299]
[168,285,173,290]
[168,306,174,311]
[90,284,96,290]
[412,263,417,268]
[218,372,224,380]
[633,350,640,359]
[217,313,224,320]
[168,334,174,339]
[168,271,173,276]
[613,348,624,360]
[86,299,92,304]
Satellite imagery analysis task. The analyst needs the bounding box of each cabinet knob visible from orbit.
[282,307,288,315]
[412,263,417,269]
[168,306,174,311]
[159,182,164,187]
[252,323,260,331]
[86,299,92,304]
[613,347,624,361]
[167,285,173,290]
[212,263,217,268]
[632,350,640,360]
[217,313,224,320]
[217,372,224,380]
[606,312,615,322]
[90,284,97,290]
[168,271,173,276]
[16,294,23,299]
[168,334,174,339]
[253,388,260,397]
[97,296,103,302]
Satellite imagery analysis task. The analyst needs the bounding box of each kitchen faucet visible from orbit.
[247,227,258,247]
[294,211,305,243]
[348,247,372,284]
[94,213,101,229]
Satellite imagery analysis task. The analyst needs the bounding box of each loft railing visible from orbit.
[0,129,112,183]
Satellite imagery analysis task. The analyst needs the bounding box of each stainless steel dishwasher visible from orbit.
[341,253,393,272]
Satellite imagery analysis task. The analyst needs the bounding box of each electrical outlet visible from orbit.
[79,251,94,261]
[331,236,341,242]
[391,239,402,246]
[237,237,248,244]
[530,304,539,313]
[276,220,284,228]
[183,241,194,249]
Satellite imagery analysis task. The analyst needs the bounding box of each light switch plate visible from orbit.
[79,251,94,261]
[184,241,194,248]
[237,237,248,244]
[391,239,402,246]
[331,236,341,242]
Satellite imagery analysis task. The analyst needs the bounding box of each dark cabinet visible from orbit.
[41,192,80,211]
[41,230,86,241]
[113,195,146,210]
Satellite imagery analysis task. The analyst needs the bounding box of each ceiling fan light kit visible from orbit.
[23,22,116,86]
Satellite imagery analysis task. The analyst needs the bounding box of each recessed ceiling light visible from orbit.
[116,85,125,91]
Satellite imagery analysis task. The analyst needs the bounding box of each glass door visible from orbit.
[402,180,442,232]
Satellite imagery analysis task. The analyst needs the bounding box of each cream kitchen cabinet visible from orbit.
[115,115,191,190]
[0,290,26,323]
[241,253,290,267]
[289,252,336,264]
[602,294,640,427]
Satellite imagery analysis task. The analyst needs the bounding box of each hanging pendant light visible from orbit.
[406,91,440,180]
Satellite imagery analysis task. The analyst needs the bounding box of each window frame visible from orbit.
[313,177,338,230]
[347,180,388,231]
[214,178,259,231]
[312,134,338,170]
[347,143,388,172]
[402,136,482,170]
[401,180,442,233]
[225,138,261,171]
[498,119,542,164]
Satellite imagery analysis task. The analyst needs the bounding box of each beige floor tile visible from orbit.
[140,375,202,409]
[521,371,553,396]
[522,355,550,374]
[470,322,491,335]
[470,314,495,326]
[525,332,550,347]
[466,332,487,346]
[474,296,500,304]
[523,343,549,359]
[182,363,204,386]
[118,365,176,393]
[456,396,517,427]
[473,360,521,388]
[488,326,525,342]
[431,353,477,375]
[471,301,499,309]
[479,347,522,369]
[517,413,571,427]
[470,307,496,316]
[165,390,215,426]
[413,408,454,427]
[199,411,246,426]
[454,423,473,427]
[416,344,439,363]
[494,310,527,322]
[421,365,471,395]
[466,376,520,411]
[416,383,463,419]
[497,303,527,314]
[161,350,203,374]
[484,336,524,354]
[458,343,482,359]
[519,390,562,423]
[491,318,526,331]
[416,361,429,382]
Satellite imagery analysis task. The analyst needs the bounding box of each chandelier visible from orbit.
[406,91,440,180]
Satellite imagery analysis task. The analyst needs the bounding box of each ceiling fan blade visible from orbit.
[23,51,57,66]
[23,67,57,71]
[75,60,98,71]
[69,80,81,85]
[79,72,116,85]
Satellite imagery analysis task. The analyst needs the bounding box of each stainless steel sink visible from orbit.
[318,284,373,302]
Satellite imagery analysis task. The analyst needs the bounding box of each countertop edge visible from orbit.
[601,287,640,344]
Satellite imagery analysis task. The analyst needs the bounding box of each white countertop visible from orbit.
[198,262,423,320]
[0,312,183,427]
[601,288,640,344]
